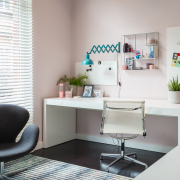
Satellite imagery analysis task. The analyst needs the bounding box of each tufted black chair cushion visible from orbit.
[0,104,39,162]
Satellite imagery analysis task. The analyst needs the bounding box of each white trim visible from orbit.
[76,134,174,153]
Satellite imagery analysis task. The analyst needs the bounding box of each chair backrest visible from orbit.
[0,104,29,143]
[100,100,146,135]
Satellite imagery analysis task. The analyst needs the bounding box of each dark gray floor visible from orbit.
[32,140,165,178]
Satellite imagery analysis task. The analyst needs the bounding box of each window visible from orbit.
[0,0,33,140]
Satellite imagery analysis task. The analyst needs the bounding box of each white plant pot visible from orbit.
[168,91,180,104]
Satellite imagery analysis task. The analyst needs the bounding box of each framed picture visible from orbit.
[93,90,103,98]
[126,57,134,70]
[82,85,94,97]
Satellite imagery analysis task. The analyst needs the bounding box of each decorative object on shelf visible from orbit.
[127,45,133,52]
[145,53,150,58]
[123,43,128,53]
[147,38,155,44]
[82,42,120,65]
[122,65,127,70]
[149,64,155,70]
[59,84,64,98]
[150,46,158,58]
[82,85,94,97]
[126,57,134,70]
[65,91,72,98]
[146,63,153,69]
[150,46,153,58]
[168,75,180,103]
[93,90,103,98]
[136,50,142,59]
[139,49,144,59]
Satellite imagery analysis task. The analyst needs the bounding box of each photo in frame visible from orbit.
[126,57,134,70]
[93,90,103,98]
[82,85,94,97]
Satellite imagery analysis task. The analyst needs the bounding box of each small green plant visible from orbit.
[56,75,69,85]
[56,73,88,87]
[168,75,180,91]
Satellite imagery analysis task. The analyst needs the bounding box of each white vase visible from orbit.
[168,91,180,104]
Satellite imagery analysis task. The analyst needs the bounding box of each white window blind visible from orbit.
[0,0,33,141]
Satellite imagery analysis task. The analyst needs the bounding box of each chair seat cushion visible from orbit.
[0,141,33,162]
[0,124,39,162]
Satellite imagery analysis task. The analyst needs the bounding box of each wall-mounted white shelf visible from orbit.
[135,58,155,60]
[145,43,158,46]
[123,69,157,71]
[124,52,136,54]
[121,31,159,70]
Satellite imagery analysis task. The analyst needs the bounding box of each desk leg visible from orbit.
[43,104,76,148]
[178,114,180,145]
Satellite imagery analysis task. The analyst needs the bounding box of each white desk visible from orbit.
[134,145,180,180]
[43,97,180,148]
[43,97,180,180]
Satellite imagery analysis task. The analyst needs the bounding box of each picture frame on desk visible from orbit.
[82,85,94,97]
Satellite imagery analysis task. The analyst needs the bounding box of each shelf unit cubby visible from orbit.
[121,32,159,71]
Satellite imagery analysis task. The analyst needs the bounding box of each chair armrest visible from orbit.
[18,124,39,152]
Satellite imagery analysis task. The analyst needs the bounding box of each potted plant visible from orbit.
[68,73,88,96]
[57,73,88,96]
[56,75,69,85]
[168,75,180,103]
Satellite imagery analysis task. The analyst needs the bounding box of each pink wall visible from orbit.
[33,0,72,141]
[72,0,180,148]
[32,0,179,148]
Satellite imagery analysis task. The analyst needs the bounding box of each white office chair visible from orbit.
[100,100,148,172]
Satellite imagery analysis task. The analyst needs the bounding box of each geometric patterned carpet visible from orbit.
[5,154,133,180]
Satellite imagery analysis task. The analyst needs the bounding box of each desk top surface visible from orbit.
[45,97,180,110]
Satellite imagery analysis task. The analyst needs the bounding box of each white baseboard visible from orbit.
[34,141,43,151]
[76,134,174,153]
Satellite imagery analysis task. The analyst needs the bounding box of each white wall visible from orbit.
[167,26,180,81]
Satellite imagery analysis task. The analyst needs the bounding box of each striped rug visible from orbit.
[4,154,133,180]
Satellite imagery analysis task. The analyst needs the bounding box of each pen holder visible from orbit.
[65,91,72,98]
